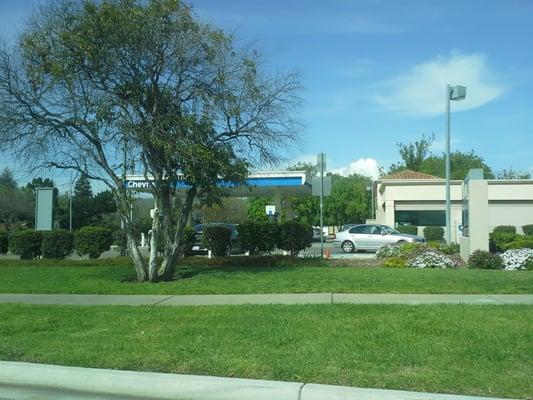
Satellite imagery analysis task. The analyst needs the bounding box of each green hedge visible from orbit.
[396,225,418,235]
[490,232,518,253]
[238,222,279,255]
[493,225,516,234]
[522,225,533,236]
[75,226,113,259]
[423,226,444,242]
[202,225,232,257]
[505,235,533,250]
[9,230,43,260]
[0,230,8,255]
[277,221,313,256]
[468,249,503,269]
[41,229,74,259]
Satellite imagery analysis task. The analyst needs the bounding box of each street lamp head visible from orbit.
[450,85,467,101]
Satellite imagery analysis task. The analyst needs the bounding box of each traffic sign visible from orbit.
[312,176,331,196]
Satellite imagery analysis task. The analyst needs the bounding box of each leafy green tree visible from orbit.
[388,134,434,174]
[0,168,33,228]
[387,134,495,180]
[0,0,300,281]
[202,198,248,224]
[291,173,372,227]
[419,150,494,180]
[72,175,94,229]
[288,162,318,176]
[497,168,531,179]
[247,197,272,222]
[324,174,372,226]
[0,168,17,190]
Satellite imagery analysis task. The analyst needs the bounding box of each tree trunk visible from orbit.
[127,230,148,281]
[160,186,197,281]
[148,197,160,282]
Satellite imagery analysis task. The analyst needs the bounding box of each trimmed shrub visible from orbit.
[493,225,516,234]
[501,249,533,271]
[41,229,74,259]
[468,249,503,269]
[238,222,279,255]
[423,226,444,242]
[505,236,533,250]
[0,230,8,255]
[202,225,232,257]
[427,241,460,255]
[490,232,518,252]
[9,230,43,259]
[181,226,196,257]
[522,224,533,236]
[396,225,418,235]
[382,256,407,268]
[75,226,113,259]
[277,221,313,256]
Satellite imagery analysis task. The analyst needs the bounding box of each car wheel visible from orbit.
[341,240,355,253]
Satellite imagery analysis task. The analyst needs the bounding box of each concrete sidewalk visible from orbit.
[0,293,531,306]
[0,361,518,400]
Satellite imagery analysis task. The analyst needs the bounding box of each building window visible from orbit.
[395,210,445,227]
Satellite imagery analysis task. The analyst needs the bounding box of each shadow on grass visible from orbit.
[117,256,317,283]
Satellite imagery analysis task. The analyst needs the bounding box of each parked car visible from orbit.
[333,224,425,253]
[191,223,242,255]
[339,223,358,232]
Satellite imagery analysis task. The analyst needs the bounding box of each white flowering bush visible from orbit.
[376,244,401,259]
[408,250,460,269]
[501,249,533,271]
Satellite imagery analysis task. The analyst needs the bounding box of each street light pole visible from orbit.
[445,84,466,243]
[445,85,451,244]
[319,153,324,259]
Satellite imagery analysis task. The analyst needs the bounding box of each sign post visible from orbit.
[312,154,331,258]
[313,153,328,258]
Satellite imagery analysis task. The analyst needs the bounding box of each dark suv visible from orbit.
[191,223,242,255]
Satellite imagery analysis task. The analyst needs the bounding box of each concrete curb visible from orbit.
[0,362,516,400]
[0,293,532,306]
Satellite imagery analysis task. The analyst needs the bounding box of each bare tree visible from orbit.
[0,0,301,281]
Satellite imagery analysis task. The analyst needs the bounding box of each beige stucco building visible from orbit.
[374,170,533,243]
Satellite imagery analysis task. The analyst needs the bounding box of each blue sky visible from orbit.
[1,0,532,184]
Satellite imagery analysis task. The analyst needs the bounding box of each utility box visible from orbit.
[35,187,54,231]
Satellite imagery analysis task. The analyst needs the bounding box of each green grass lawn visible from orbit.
[0,303,530,398]
[0,258,531,294]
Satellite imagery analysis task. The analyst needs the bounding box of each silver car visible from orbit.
[334,224,424,253]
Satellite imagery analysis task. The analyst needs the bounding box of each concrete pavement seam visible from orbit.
[298,382,307,400]
[152,295,175,306]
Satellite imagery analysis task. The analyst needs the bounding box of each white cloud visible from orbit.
[332,158,381,180]
[374,53,505,116]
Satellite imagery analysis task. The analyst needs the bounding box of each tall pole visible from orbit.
[320,153,324,259]
[445,85,451,244]
[69,189,72,232]
[121,136,127,231]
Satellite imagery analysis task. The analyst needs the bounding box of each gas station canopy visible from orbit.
[125,171,312,197]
